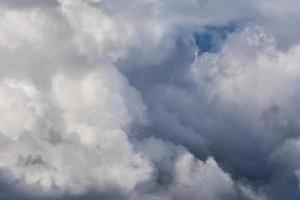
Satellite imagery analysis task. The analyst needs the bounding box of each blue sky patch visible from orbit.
[194,22,241,54]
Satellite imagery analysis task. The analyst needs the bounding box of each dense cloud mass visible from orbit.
[0,0,300,199]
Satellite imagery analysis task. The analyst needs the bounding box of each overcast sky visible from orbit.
[1,0,300,199]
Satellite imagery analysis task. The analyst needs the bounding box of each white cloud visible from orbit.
[170,152,235,200]
[0,68,152,194]
[191,25,300,125]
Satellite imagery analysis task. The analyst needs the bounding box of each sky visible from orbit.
[0,0,300,199]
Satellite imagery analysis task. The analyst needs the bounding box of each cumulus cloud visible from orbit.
[1,0,300,199]
[0,72,152,195]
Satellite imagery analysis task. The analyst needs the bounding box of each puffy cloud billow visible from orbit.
[0,0,300,199]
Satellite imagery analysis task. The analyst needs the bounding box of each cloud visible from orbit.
[0,71,152,195]
[0,0,300,199]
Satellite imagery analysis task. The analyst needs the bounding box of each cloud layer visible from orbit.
[0,0,300,199]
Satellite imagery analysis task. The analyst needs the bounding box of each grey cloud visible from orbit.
[0,0,59,9]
